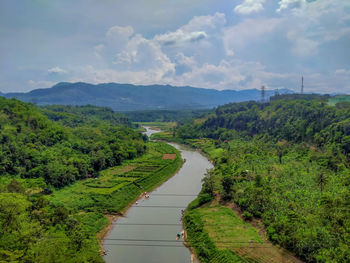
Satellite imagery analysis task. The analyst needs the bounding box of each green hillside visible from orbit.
[0,97,176,262]
[0,97,146,188]
[40,104,131,127]
[175,96,350,262]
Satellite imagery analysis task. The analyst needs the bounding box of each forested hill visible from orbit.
[174,94,350,262]
[0,97,146,188]
[179,95,350,155]
[40,104,131,127]
[2,82,291,111]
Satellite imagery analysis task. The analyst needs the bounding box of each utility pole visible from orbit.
[301,76,304,94]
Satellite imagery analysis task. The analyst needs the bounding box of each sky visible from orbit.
[0,0,349,93]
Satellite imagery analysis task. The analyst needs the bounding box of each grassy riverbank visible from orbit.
[147,125,303,262]
[130,123,303,262]
[183,138,304,263]
[47,141,183,261]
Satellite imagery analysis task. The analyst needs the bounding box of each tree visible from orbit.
[222,176,234,200]
[6,179,25,193]
[0,193,30,234]
[316,173,328,192]
[202,169,215,194]
[276,140,288,164]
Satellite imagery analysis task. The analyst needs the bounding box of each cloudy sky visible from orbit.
[0,0,349,93]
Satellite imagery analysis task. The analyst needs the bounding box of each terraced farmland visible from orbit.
[185,203,302,263]
[49,141,183,213]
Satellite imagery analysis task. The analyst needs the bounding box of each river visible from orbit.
[103,127,213,263]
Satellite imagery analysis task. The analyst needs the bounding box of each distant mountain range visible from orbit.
[1,82,292,111]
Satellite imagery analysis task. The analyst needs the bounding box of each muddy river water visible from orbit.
[103,127,213,263]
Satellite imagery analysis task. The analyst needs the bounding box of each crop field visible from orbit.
[328,95,350,106]
[49,141,183,213]
[197,204,301,263]
[135,121,177,132]
[185,202,301,263]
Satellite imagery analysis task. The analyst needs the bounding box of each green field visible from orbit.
[186,203,300,263]
[28,141,183,262]
[50,141,183,213]
[328,95,350,106]
[135,121,177,130]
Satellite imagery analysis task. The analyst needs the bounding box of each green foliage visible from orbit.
[6,179,25,193]
[184,207,245,263]
[0,97,176,262]
[40,104,131,127]
[124,109,211,123]
[221,176,234,200]
[49,142,182,212]
[0,138,182,262]
[177,96,350,262]
[0,97,146,188]
[178,97,350,158]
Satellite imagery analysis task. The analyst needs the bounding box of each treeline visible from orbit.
[0,98,146,188]
[40,104,131,127]
[176,95,350,262]
[178,96,350,159]
[123,109,211,123]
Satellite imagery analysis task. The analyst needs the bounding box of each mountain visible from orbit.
[2,82,292,111]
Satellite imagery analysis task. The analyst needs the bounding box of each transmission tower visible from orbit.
[301,76,304,94]
[261,85,265,103]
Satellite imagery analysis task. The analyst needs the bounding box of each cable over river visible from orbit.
[103,127,213,263]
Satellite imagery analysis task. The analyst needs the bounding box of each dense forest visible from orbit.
[174,95,350,262]
[0,98,153,262]
[123,109,211,123]
[0,99,146,188]
[40,104,131,127]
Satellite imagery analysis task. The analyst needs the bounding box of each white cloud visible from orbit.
[181,12,226,32]
[286,30,319,56]
[73,26,176,85]
[33,2,350,94]
[281,0,350,57]
[166,54,294,90]
[69,65,173,86]
[154,12,226,47]
[113,34,175,74]
[175,53,198,68]
[104,25,135,56]
[47,66,67,74]
[234,0,266,15]
[154,30,207,46]
[223,18,281,54]
[106,25,134,40]
[277,0,306,13]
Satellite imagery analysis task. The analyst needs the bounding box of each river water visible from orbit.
[103,127,213,263]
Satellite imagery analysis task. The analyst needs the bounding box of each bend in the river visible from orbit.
[103,126,213,263]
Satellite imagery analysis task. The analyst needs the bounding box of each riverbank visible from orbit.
[151,129,302,262]
[103,136,212,262]
[97,155,185,256]
[49,141,183,261]
[181,138,303,263]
